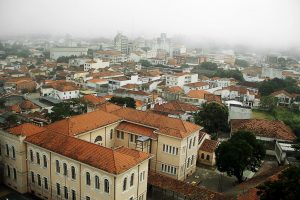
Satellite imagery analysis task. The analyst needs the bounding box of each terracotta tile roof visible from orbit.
[92,71,123,79]
[185,82,209,87]
[153,101,199,115]
[25,131,150,174]
[270,90,295,98]
[231,119,296,141]
[115,89,150,96]
[222,85,248,94]
[186,90,211,99]
[8,104,21,113]
[110,107,201,138]
[87,78,107,83]
[7,123,45,137]
[116,122,157,139]
[83,95,106,106]
[121,83,139,89]
[47,109,121,136]
[44,80,79,92]
[165,86,183,94]
[20,100,40,110]
[135,100,145,108]
[204,94,222,103]
[148,171,225,200]
[199,139,219,153]
[97,102,122,113]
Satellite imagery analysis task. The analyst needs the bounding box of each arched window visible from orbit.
[104,179,109,193]
[7,165,10,177]
[94,136,102,143]
[201,153,204,159]
[95,176,100,189]
[56,160,60,173]
[13,168,17,180]
[30,150,34,162]
[43,155,47,168]
[130,173,134,186]
[12,146,15,159]
[36,152,40,164]
[71,166,76,179]
[6,144,9,156]
[123,177,127,191]
[86,172,91,185]
[206,154,210,161]
[63,163,68,176]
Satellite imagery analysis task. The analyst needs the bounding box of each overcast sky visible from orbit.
[0,0,300,48]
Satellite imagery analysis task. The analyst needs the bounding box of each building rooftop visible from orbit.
[199,139,219,153]
[46,109,121,136]
[7,123,45,137]
[231,119,296,141]
[109,107,201,138]
[25,130,150,174]
[116,121,157,139]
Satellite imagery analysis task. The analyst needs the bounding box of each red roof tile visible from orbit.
[231,119,296,141]
[116,122,157,139]
[25,131,150,174]
[199,139,219,153]
[7,123,45,137]
[47,109,121,136]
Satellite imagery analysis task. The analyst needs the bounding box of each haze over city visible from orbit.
[0,1,300,200]
[1,0,300,49]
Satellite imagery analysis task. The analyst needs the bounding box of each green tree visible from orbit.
[140,60,152,67]
[109,96,136,108]
[216,131,266,183]
[195,62,218,70]
[257,166,300,200]
[258,78,300,96]
[47,99,86,122]
[260,96,278,111]
[235,59,249,68]
[6,114,18,127]
[194,102,229,134]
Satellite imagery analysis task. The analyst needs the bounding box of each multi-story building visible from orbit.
[41,80,80,100]
[94,50,128,64]
[114,33,129,54]
[0,121,151,200]
[83,59,110,71]
[50,47,88,60]
[165,73,198,87]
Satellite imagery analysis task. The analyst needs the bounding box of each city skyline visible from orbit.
[0,0,300,49]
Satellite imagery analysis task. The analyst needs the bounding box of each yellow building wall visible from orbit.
[0,130,28,193]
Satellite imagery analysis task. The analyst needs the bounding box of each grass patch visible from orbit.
[252,110,275,120]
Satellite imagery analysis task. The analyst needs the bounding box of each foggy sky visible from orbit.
[0,0,300,48]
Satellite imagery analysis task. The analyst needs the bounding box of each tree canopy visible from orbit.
[257,166,300,200]
[235,59,249,68]
[140,59,152,67]
[47,99,86,122]
[194,102,229,134]
[57,55,77,63]
[216,131,266,182]
[258,78,300,96]
[109,96,136,108]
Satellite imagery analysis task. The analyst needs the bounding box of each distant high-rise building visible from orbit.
[114,33,129,54]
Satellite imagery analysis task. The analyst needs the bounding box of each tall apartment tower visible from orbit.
[114,33,129,54]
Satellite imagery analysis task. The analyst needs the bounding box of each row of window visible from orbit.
[122,173,134,191]
[85,171,109,193]
[116,130,124,139]
[30,171,48,190]
[56,160,76,179]
[6,165,17,180]
[188,136,197,149]
[200,153,210,161]
[56,184,80,200]
[29,150,47,168]
[162,144,178,155]
[4,144,16,159]
[161,164,177,175]
[186,155,195,168]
